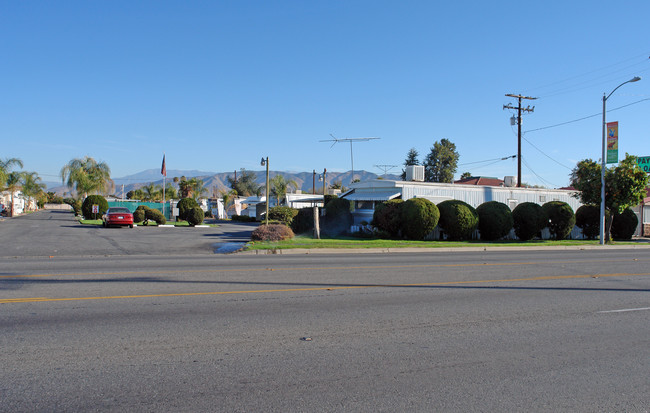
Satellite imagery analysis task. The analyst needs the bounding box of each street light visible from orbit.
[600,76,641,245]
[261,157,269,225]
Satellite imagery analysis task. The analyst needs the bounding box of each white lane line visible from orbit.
[597,307,650,314]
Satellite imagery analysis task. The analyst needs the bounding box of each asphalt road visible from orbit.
[1,211,649,411]
[0,210,257,256]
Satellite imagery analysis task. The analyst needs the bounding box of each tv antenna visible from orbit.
[320,134,380,181]
[374,164,398,177]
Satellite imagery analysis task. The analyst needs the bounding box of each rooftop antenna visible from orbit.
[320,134,380,181]
[374,164,398,177]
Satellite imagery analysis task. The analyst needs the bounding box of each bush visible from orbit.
[575,205,600,240]
[64,198,82,215]
[324,197,353,235]
[231,214,256,222]
[133,209,145,223]
[476,201,513,240]
[145,208,167,225]
[512,202,547,241]
[372,199,403,238]
[611,208,638,240]
[186,207,204,226]
[82,195,108,219]
[437,200,479,241]
[291,207,315,234]
[542,201,576,240]
[177,198,199,221]
[268,206,299,226]
[251,224,295,241]
[399,198,439,240]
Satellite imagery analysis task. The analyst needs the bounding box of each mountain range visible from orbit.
[48,169,401,197]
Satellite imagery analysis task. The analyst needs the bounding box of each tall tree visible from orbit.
[142,182,162,201]
[423,139,459,183]
[20,172,46,211]
[460,171,472,180]
[570,153,649,242]
[60,156,113,198]
[270,174,298,205]
[227,169,261,197]
[0,157,23,189]
[164,183,178,200]
[400,148,420,180]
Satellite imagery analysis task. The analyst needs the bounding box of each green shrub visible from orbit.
[251,224,295,241]
[268,206,299,226]
[437,200,479,241]
[476,201,513,240]
[177,198,199,221]
[611,208,638,240]
[133,209,145,223]
[291,207,315,234]
[372,199,403,238]
[81,195,108,219]
[231,214,256,222]
[324,197,353,235]
[186,207,205,226]
[399,198,439,240]
[512,202,547,241]
[575,205,599,240]
[64,198,82,215]
[145,208,167,225]
[542,201,576,240]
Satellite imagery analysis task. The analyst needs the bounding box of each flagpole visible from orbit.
[161,154,166,219]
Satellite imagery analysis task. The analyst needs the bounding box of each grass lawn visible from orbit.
[245,235,636,250]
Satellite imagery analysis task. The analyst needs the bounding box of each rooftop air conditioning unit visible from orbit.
[504,176,517,187]
[406,165,425,182]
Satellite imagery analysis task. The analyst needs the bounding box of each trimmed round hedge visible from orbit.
[186,206,204,226]
[268,206,299,226]
[512,202,547,241]
[145,208,167,225]
[611,208,637,240]
[477,201,513,241]
[177,197,199,221]
[324,197,353,235]
[133,205,149,223]
[399,198,439,240]
[372,199,403,238]
[82,195,108,219]
[575,205,599,240]
[437,200,478,241]
[291,207,315,234]
[542,201,575,240]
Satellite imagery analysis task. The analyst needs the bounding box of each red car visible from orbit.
[102,207,134,228]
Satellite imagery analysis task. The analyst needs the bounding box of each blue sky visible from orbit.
[2,1,650,188]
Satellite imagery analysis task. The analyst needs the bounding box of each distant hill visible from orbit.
[48,169,400,197]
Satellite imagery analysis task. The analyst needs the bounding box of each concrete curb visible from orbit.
[240,244,650,255]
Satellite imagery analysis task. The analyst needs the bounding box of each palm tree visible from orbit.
[5,172,22,217]
[20,172,46,211]
[142,182,162,201]
[177,176,193,198]
[190,178,208,201]
[0,157,23,190]
[164,183,178,200]
[220,189,238,217]
[60,156,113,199]
[270,175,298,206]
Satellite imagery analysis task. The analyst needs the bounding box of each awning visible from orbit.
[342,191,401,201]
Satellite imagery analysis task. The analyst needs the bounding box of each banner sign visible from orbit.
[636,156,650,173]
[606,121,618,164]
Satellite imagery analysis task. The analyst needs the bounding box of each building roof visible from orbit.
[453,176,504,186]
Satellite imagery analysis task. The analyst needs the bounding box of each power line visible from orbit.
[525,97,650,133]
[521,156,561,188]
[458,155,516,167]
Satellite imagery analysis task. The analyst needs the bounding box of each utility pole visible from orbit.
[504,94,536,188]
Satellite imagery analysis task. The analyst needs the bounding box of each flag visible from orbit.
[161,154,167,176]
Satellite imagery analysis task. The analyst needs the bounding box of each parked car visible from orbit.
[102,207,134,228]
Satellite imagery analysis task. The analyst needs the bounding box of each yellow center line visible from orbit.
[0,257,646,279]
[2,272,648,304]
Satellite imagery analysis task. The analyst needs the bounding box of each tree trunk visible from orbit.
[605,210,613,244]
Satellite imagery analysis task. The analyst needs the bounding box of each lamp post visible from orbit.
[261,157,269,225]
[599,76,641,245]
